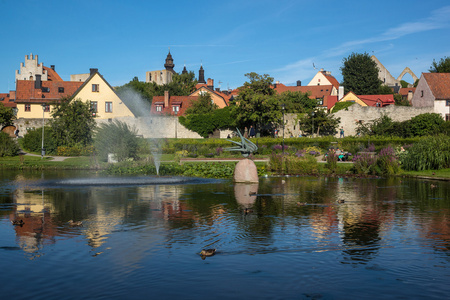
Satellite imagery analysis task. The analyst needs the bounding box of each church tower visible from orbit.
[164,51,175,73]
[198,64,206,84]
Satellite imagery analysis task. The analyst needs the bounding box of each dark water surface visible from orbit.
[0,170,449,299]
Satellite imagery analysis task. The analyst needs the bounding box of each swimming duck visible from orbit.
[297,202,307,206]
[336,199,345,204]
[199,249,216,257]
[11,219,25,226]
[243,208,253,215]
[68,220,83,226]
[430,184,437,189]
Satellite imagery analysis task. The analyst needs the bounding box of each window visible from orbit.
[421,90,424,97]
[105,102,112,113]
[446,100,450,106]
[25,104,31,111]
[317,98,324,105]
[91,101,98,113]
[446,114,450,122]
[42,87,50,93]
[44,105,50,112]
[156,106,162,112]
[92,84,99,92]
[173,106,180,113]
[58,87,64,93]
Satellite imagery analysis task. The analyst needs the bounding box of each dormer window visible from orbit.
[58,87,64,93]
[42,87,50,93]
[156,106,162,112]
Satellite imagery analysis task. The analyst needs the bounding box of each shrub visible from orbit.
[0,132,20,157]
[284,155,318,174]
[376,146,399,175]
[326,150,338,173]
[21,127,57,155]
[401,135,450,171]
[352,153,377,175]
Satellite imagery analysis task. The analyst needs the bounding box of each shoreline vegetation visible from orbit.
[1,152,449,180]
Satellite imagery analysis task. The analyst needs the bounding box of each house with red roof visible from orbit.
[411,73,450,121]
[307,69,340,91]
[333,91,395,110]
[15,75,84,119]
[274,82,338,111]
[151,91,198,116]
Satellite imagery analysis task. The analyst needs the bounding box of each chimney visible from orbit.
[296,80,301,86]
[338,86,344,101]
[35,75,42,89]
[207,78,214,90]
[90,68,98,75]
[51,65,55,71]
[164,90,169,108]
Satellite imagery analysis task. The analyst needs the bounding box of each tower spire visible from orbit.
[198,63,206,84]
[164,49,175,72]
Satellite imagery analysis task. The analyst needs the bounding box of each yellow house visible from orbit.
[71,69,135,119]
[337,91,367,107]
[190,85,230,108]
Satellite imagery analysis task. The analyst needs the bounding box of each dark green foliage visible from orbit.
[22,127,57,154]
[94,120,140,162]
[0,103,16,126]
[378,85,394,94]
[50,97,96,147]
[400,80,409,88]
[429,56,450,73]
[401,135,450,171]
[394,94,411,106]
[341,52,382,95]
[331,101,355,113]
[325,150,338,173]
[356,113,445,138]
[278,91,318,113]
[180,94,234,138]
[268,153,318,174]
[298,109,340,136]
[0,132,19,157]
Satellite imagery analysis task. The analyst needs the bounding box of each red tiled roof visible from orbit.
[423,73,450,100]
[323,72,340,89]
[43,66,63,81]
[190,86,231,107]
[399,87,416,96]
[0,93,16,108]
[15,80,83,104]
[151,95,198,116]
[357,94,395,107]
[325,96,338,110]
[274,83,334,98]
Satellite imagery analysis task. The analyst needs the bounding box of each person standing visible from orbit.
[249,125,256,138]
[340,127,344,138]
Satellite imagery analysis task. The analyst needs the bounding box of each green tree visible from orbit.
[179,93,234,138]
[50,97,96,147]
[0,102,15,127]
[378,85,394,94]
[299,110,340,136]
[230,72,281,135]
[429,56,450,73]
[0,131,19,157]
[393,94,411,106]
[400,80,409,88]
[278,91,318,113]
[341,52,382,94]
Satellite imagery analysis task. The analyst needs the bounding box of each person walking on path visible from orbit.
[340,127,344,138]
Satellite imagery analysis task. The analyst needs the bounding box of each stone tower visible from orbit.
[164,51,175,72]
[198,64,206,84]
[15,53,48,82]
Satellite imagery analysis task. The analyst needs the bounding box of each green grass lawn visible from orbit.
[400,168,450,179]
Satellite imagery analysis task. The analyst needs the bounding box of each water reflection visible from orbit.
[0,171,449,298]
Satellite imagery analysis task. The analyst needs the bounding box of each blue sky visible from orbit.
[1,0,450,92]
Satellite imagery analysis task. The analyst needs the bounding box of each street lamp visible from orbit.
[282,103,286,154]
[174,109,178,139]
[311,111,315,138]
[41,104,46,159]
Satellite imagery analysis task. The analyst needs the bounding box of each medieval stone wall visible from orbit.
[333,105,433,137]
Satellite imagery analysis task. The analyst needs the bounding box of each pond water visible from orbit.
[0,170,449,299]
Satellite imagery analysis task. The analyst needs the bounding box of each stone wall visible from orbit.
[333,105,433,137]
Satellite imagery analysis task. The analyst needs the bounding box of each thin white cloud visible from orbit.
[276,5,450,85]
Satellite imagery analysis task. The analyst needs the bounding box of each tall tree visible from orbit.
[278,91,318,113]
[341,52,382,94]
[298,109,340,136]
[50,97,96,147]
[0,102,16,127]
[429,56,450,73]
[230,72,281,134]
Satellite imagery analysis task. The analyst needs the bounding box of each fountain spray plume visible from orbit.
[116,87,163,175]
